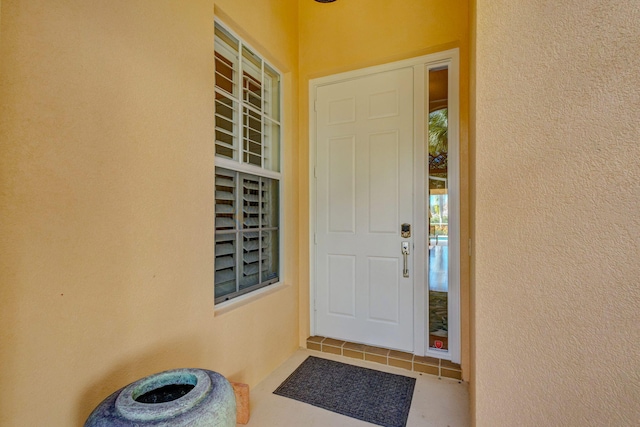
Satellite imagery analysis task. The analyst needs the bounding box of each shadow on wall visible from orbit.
[75,336,213,425]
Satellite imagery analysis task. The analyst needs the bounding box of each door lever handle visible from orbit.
[401,242,410,278]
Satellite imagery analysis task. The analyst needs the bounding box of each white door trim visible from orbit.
[309,49,460,361]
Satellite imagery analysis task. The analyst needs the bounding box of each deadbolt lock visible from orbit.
[401,223,411,238]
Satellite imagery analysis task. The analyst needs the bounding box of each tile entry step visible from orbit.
[306,336,462,380]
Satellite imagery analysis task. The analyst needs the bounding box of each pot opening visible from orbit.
[131,372,199,404]
[135,383,196,403]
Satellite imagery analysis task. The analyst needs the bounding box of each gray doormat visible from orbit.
[273,356,416,427]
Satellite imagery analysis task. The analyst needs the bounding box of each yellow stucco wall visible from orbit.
[7,1,635,426]
[0,1,299,425]
[474,1,640,425]
[297,0,471,379]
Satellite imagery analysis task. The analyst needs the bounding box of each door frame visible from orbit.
[309,49,460,361]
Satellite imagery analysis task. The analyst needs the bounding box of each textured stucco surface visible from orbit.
[0,1,299,425]
[474,1,640,425]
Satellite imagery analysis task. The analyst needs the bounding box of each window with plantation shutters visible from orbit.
[214,21,281,303]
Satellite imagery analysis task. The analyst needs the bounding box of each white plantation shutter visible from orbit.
[215,170,237,296]
[214,22,281,303]
[214,32,239,160]
[241,175,261,289]
[215,168,279,301]
[215,23,281,173]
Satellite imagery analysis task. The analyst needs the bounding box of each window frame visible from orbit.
[214,19,284,305]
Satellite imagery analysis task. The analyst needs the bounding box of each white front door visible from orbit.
[314,67,415,352]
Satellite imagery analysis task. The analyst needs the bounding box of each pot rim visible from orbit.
[115,368,212,421]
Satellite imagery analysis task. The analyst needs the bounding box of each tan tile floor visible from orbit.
[243,349,470,427]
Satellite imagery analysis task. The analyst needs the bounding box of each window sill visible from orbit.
[214,281,288,316]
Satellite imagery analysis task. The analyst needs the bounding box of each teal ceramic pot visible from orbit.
[85,368,236,427]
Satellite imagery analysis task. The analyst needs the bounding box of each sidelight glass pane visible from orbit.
[428,66,449,352]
